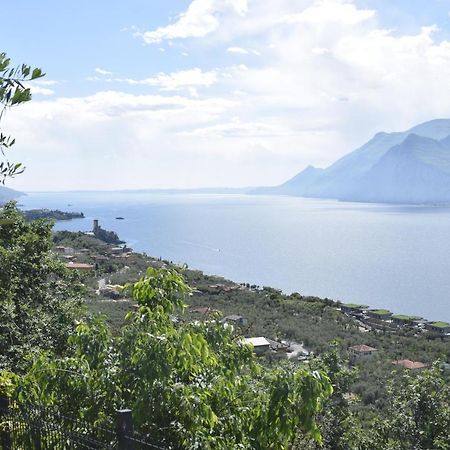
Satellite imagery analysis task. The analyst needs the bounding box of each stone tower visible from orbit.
[93,219,99,233]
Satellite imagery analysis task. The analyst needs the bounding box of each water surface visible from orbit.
[19,192,450,322]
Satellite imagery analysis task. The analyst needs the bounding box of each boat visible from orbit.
[115,217,125,220]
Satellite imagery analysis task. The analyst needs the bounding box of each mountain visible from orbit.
[252,166,324,195]
[254,119,450,204]
[0,185,24,204]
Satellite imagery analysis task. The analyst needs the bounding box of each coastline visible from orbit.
[18,191,450,323]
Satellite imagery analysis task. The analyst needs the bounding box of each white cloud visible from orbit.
[227,46,260,55]
[33,79,60,86]
[116,68,218,91]
[179,118,290,138]
[25,83,55,96]
[282,0,375,26]
[137,0,248,44]
[227,46,248,54]
[95,67,113,76]
[9,0,450,191]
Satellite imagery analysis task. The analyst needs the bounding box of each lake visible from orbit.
[18,191,450,322]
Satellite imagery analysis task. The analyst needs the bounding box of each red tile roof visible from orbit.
[392,359,426,370]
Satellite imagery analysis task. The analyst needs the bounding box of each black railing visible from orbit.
[0,396,165,450]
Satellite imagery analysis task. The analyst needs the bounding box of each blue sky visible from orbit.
[3,0,450,191]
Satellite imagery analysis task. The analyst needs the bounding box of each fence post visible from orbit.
[116,408,134,450]
[0,395,11,449]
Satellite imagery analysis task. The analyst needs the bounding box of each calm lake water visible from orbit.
[18,191,450,322]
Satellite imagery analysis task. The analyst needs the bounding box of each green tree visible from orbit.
[295,343,359,449]
[0,202,83,372]
[373,364,450,450]
[0,52,44,183]
[19,267,333,449]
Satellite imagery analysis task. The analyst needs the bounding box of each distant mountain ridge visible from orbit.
[252,119,450,204]
[0,185,24,204]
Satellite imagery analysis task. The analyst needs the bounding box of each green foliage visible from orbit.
[0,371,18,398]
[0,202,83,372]
[0,52,44,183]
[372,364,450,450]
[296,343,359,450]
[20,268,332,449]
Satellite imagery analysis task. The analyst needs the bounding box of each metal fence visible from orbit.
[0,397,165,450]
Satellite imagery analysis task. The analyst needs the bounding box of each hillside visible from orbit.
[0,185,23,203]
[254,119,450,204]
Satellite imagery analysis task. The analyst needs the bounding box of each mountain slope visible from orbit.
[251,166,323,196]
[0,185,24,204]
[344,134,450,203]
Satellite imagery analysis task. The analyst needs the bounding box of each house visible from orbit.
[244,337,271,355]
[55,246,74,255]
[223,314,248,326]
[367,309,392,320]
[391,315,422,326]
[392,359,427,370]
[341,303,368,315]
[349,344,377,362]
[64,262,94,271]
[265,338,290,352]
[425,321,450,334]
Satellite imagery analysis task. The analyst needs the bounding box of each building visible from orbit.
[55,246,74,255]
[391,315,422,326]
[223,314,248,326]
[265,338,290,352]
[64,262,94,271]
[244,337,271,355]
[425,321,450,334]
[392,359,427,370]
[367,309,392,320]
[341,303,368,314]
[349,344,377,362]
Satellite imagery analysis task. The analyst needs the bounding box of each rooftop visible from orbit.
[392,359,427,370]
[349,344,377,353]
[369,309,392,316]
[342,303,368,309]
[224,314,244,321]
[392,314,422,321]
[64,262,94,269]
[244,337,270,347]
[429,321,450,328]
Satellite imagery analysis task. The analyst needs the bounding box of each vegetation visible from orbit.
[22,209,84,221]
[429,321,450,328]
[17,268,332,449]
[0,202,83,372]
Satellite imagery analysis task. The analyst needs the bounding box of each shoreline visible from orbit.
[83,222,450,334]
[17,193,450,324]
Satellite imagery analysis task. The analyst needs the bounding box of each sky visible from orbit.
[3,0,450,191]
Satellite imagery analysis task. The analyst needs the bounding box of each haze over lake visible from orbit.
[20,191,450,322]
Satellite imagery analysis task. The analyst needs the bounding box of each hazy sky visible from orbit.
[3,0,450,191]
